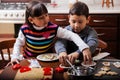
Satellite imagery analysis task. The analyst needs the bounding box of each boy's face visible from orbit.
[68,14,90,33]
[28,13,49,27]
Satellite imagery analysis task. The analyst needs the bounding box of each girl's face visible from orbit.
[28,13,49,27]
[68,14,90,33]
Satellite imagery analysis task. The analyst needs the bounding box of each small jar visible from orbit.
[69,0,78,8]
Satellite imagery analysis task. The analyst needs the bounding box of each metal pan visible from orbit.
[67,66,95,80]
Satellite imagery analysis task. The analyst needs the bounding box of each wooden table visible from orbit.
[0,59,65,80]
[1,58,120,80]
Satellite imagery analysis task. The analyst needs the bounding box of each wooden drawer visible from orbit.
[49,14,69,26]
[89,15,118,27]
[94,27,117,41]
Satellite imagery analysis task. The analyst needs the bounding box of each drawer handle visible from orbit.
[93,20,106,23]
[55,19,67,22]
[97,33,105,36]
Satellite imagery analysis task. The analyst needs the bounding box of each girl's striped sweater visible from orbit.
[21,22,58,57]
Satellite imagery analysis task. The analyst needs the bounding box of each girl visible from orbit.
[10,0,91,65]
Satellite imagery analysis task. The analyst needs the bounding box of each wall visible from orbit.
[0,23,14,34]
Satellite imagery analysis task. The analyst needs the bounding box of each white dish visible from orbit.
[93,52,110,61]
[36,53,59,61]
[59,64,71,69]
[81,61,96,67]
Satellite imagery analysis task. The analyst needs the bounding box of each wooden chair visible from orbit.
[97,39,107,52]
[0,39,16,69]
[94,39,108,56]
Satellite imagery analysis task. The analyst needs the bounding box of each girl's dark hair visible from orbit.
[25,0,48,26]
[69,1,89,18]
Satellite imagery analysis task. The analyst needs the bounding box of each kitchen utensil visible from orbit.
[66,59,79,75]
[81,61,96,67]
[67,66,95,80]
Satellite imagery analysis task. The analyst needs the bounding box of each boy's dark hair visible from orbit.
[25,0,48,26]
[69,1,89,18]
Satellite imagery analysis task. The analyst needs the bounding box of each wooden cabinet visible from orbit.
[49,14,69,27]
[49,14,120,58]
[118,15,120,59]
[88,15,118,58]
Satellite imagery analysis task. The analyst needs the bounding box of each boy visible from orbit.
[55,1,98,65]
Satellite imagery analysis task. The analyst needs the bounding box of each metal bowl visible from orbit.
[67,66,95,80]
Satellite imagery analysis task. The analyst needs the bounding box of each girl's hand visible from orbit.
[58,52,68,66]
[82,48,92,64]
[11,58,20,65]
[68,52,79,64]
[5,58,20,67]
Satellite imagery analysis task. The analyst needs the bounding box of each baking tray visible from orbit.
[93,59,120,80]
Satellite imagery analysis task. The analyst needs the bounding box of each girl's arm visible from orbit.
[11,30,25,61]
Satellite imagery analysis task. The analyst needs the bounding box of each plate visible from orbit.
[93,52,110,61]
[81,61,96,67]
[59,64,71,69]
[36,53,59,61]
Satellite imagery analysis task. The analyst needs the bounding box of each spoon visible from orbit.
[66,59,79,75]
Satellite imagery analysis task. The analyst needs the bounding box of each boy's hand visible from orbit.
[82,48,92,64]
[58,52,68,66]
[68,52,79,64]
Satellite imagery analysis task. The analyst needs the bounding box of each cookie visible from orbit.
[113,62,120,68]
[102,62,110,66]
[106,71,118,76]
[81,61,96,67]
[94,73,102,77]
[98,70,107,75]
[101,66,111,71]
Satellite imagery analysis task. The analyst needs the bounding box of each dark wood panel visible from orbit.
[105,42,117,58]
[89,15,118,27]
[49,14,69,26]
[118,15,120,59]
[94,27,117,41]
[88,14,119,58]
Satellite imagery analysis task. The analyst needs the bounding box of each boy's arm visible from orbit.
[57,27,92,63]
[75,29,98,54]
[57,27,89,52]
[85,29,98,54]
[55,38,67,54]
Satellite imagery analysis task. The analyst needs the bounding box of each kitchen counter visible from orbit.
[46,0,120,14]
[0,0,120,24]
